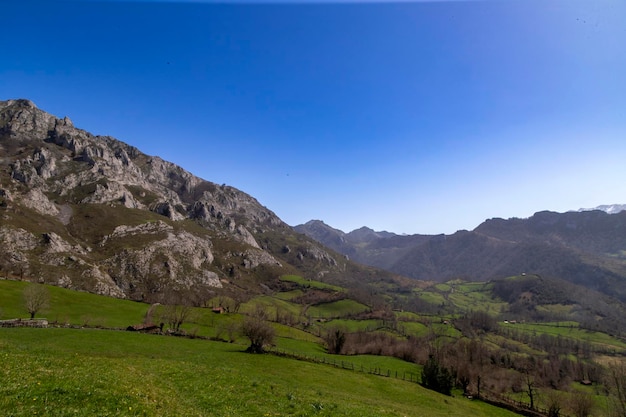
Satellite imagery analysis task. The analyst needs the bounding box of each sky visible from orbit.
[2,0,625,235]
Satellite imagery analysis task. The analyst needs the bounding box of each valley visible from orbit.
[2,99,626,416]
[2,274,626,416]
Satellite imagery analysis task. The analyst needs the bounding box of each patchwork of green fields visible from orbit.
[3,275,626,416]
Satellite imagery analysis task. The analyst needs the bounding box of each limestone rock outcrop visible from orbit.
[0,99,346,301]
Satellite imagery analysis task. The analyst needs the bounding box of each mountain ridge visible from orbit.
[0,99,400,303]
[296,208,626,301]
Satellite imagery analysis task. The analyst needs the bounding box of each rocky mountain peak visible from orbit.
[1,99,365,302]
[1,99,283,231]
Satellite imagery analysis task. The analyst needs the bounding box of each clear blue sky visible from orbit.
[2,0,625,234]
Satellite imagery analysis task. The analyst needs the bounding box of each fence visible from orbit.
[0,318,49,328]
[270,347,420,383]
[269,346,574,417]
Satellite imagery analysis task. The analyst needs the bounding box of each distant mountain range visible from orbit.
[295,207,626,302]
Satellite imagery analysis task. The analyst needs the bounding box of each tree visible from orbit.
[570,392,594,417]
[456,363,471,396]
[421,355,453,396]
[23,283,49,319]
[607,362,626,417]
[524,373,538,410]
[157,290,198,332]
[546,391,563,417]
[324,327,346,354]
[160,304,194,332]
[241,308,274,354]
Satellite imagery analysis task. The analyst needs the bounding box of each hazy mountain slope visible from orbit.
[295,220,434,270]
[293,220,356,259]
[0,99,398,302]
[296,210,626,301]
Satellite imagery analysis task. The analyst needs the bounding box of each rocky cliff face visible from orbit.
[0,99,366,302]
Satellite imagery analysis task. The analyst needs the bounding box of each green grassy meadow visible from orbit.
[0,279,525,416]
[0,327,520,417]
[4,274,626,416]
[306,299,370,318]
[0,280,146,327]
[279,275,343,292]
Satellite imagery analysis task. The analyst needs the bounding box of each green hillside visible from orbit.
[3,275,626,416]
[0,279,521,417]
[0,328,523,417]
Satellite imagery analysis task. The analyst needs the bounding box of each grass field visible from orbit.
[0,280,146,328]
[306,299,370,318]
[0,327,521,417]
[4,277,622,416]
[0,279,528,416]
[502,322,626,354]
[279,275,343,292]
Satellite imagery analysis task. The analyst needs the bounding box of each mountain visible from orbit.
[578,204,626,214]
[0,99,399,303]
[345,226,397,243]
[294,220,433,270]
[296,210,626,301]
[293,220,355,258]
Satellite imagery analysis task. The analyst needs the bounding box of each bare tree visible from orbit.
[546,390,563,417]
[607,362,626,417]
[241,307,274,353]
[570,392,594,417]
[23,283,50,319]
[216,320,239,343]
[160,304,195,332]
[523,373,538,410]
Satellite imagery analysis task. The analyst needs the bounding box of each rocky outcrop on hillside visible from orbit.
[3,99,280,234]
[0,99,362,302]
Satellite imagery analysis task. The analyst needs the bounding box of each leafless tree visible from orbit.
[607,362,626,417]
[241,307,274,353]
[160,304,195,332]
[523,373,538,410]
[546,390,563,417]
[570,392,594,417]
[23,283,50,319]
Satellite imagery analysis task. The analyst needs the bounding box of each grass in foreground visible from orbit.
[0,328,520,417]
